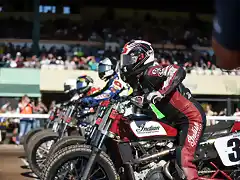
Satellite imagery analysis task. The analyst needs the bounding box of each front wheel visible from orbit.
[27,130,59,177]
[41,144,119,180]
[23,128,43,153]
[46,136,86,160]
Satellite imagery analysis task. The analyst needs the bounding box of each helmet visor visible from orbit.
[76,81,87,89]
[120,54,138,68]
[98,64,112,74]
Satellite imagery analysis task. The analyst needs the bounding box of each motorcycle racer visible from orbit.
[120,40,206,180]
[76,75,100,96]
[64,75,100,98]
[81,57,133,107]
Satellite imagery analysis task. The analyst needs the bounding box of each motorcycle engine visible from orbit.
[133,141,174,180]
[134,160,167,180]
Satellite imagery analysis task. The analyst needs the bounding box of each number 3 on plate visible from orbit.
[214,133,240,167]
[227,138,240,162]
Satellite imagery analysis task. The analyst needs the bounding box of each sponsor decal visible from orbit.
[96,118,103,125]
[113,80,123,90]
[78,78,85,82]
[95,94,110,100]
[110,87,117,93]
[187,122,202,147]
[151,67,163,77]
[136,124,161,134]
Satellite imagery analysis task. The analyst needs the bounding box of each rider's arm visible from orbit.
[212,0,240,70]
[82,79,124,106]
[88,85,108,97]
[159,65,186,96]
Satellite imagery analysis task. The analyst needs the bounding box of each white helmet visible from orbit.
[63,79,77,93]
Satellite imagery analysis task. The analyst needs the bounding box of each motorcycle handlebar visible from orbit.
[109,96,130,104]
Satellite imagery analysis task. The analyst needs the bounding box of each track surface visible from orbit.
[0,145,38,180]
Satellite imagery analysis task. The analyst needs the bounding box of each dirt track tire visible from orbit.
[47,136,86,160]
[41,144,119,180]
[23,128,43,153]
[26,128,53,153]
[27,130,59,177]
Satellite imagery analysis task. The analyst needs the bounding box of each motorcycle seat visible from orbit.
[200,121,234,142]
[204,121,233,133]
[128,114,152,121]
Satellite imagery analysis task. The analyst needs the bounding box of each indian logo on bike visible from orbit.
[136,124,161,133]
[130,121,167,137]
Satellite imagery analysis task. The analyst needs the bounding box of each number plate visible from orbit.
[214,132,240,166]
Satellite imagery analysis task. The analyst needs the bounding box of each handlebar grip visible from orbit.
[152,96,162,104]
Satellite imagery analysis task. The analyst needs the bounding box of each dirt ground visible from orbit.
[0,145,38,180]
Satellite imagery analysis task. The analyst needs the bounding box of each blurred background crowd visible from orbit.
[0,7,239,75]
[0,95,51,144]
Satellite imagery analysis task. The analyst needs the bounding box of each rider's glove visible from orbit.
[145,91,164,104]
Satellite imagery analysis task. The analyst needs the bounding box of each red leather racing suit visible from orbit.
[140,64,206,180]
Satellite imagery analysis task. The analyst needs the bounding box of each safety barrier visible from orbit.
[0,113,50,119]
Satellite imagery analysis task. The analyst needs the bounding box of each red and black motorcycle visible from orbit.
[41,96,240,180]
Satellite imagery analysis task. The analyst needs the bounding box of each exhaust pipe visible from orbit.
[163,161,174,180]
[163,160,186,180]
[134,148,175,164]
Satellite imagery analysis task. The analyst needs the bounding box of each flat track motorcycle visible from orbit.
[41,96,240,180]
[41,97,179,180]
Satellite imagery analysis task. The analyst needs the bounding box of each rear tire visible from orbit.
[27,129,59,177]
[41,144,119,180]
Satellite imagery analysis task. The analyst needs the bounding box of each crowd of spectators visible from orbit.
[1,42,240,75]
[0,9,222,74]
[203,104,240,126]
[0,95,52,144]
[0,9,240,74]
[0,43,99,70]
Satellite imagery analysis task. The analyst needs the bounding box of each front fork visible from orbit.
[59,105,75,138]
[81,116,114,180]
[81,130,107,180]
[45,120,51,129]
[81,104,118,180]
